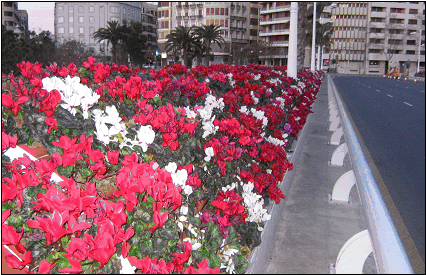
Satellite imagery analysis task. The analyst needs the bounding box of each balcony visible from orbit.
[197,4,203,8]
[370,11,387,18]
[260,5,291,14]
[259,29,290,36]
[198,15,203,19]
[259,17,290,25]
[190,15,196,20]
[270,40,289,46]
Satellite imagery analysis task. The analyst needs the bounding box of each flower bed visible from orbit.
[2,58,324,274]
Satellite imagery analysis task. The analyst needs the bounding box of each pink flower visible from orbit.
[107,150,120,165]
[2,132,18,151]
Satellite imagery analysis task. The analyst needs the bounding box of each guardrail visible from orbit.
[327,75,413,273]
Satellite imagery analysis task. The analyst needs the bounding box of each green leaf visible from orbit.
[80,168,93,179]
[205,222,222,252]
[233,254,249,274]
[57,165,74,178]
[208,253,222,269]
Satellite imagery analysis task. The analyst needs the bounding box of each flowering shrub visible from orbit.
[2,58,324,274]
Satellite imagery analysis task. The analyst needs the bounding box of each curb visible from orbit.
[246,78,325,274]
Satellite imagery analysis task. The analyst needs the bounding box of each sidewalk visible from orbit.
[248,77,377,273]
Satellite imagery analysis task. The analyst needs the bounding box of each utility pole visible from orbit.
[288,2,298,78]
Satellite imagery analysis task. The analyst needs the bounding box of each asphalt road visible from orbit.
[331,75,425,267]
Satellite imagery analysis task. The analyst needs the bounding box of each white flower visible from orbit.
[137,125,155,152]
[239,106,249,114]
[118,255,136,274]
[180,205,189,216]
[204,147,215,162]
[266,136,286,147]
[184,106,197,119]
[42,76,67,93]
[165,162,178,174]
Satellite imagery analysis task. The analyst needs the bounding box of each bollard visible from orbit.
[404,77,407,82]
[383,74,386,78]
[414,78,417,83]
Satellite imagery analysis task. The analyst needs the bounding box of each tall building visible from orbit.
[157,2,256,65]
[2,2,28,38]
[54,2,143,56]
[328,2,425,75]
[141,3,158,57]
[365,2,425,75]
[329,2,369,74]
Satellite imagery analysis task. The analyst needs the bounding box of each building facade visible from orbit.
[141,2,158,57]
[2,2,28,38]
[54,2,143,55]
[365,2,425,75]
[157,2,258,65]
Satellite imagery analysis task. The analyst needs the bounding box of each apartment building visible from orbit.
[54,2,143,55]
[365,2,425,75]
[141,3,158,55]
[2,2,28,38]
[157,2,258,65]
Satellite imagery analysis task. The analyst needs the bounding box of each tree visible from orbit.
[193,24,226,66]
[54,39,93,67]
[2,25,21,74]
[297,2,308,69]
[94,21,124,64]
[120,20,148,67]
[165,26,201,68]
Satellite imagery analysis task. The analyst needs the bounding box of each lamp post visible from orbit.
[410,31,423,75]
[287,2,298,78]
[311,2,317,71]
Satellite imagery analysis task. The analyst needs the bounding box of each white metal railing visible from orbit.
[328,76,414,274]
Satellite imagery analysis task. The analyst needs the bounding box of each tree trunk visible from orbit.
[297,2,308,70]
[205,41,210,66]
[184,50,188,68]
[112,43,117,64]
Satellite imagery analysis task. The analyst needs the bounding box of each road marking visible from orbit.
[376,90,380,92]
[421,91,425,93]
[368,86,371,88]
[387,94,393,97]
[403,102,413,106]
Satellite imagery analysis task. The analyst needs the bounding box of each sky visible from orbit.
[18,2,55,34]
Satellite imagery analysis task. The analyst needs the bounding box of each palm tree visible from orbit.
[297,2,308,69]
[165,26,201,68]
[94,21,123,64]
[194,24,226,66]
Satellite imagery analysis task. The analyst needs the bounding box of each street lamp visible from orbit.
[311,2,317,71]
[410,31,423,75]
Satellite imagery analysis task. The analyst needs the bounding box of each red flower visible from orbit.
[2,132,18,151]
[45,117,58,133]
[4,250,32,270]
[107,150,120,165]
[2,91,28,116]
[57,258,82,274]
[38,260,56,274]
[27,209,71,246]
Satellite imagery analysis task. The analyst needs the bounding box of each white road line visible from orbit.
[403,102,413,106]
[376,90,380,92]
[368,86,371,88]
[387,94,393,97]
[421,91,425,93]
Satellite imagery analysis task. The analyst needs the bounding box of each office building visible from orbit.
[54,2,143,56]
[157,2,258,65]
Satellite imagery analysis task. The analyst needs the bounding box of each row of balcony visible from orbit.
[176,15,203,20]
[333,6,368,16]
[259,29,290,36]
[176,4,203,9]
[230,15,247,22]
[260,5,290,14]
[334,19,367,28]
[259,17,290,25]
[368,52,425,62]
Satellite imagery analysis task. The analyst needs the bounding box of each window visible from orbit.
[70,26,74,33]
[370,28,383,33]
[80,37,85,44]
[69,6,73,13]
[407,40,416,45]
[58,16,64,23]
[58,6,64,12]
[79,16,84,23]
[4,11,13,17]
[69,16,73,23]
[368,49,382,53]
[90,16,94,24]
[371,17,385,23]
[390,8,405,13]
[123,8,126,14]
[78,6,84,13]
[371,7,385,12]
[79,26,84,34]
[220,19,224,26]
[215,8,219,15]
[408,19,417,25]
[89,27,95,35]
[206,8,210,15]
[225,19,228,27]
[111,6,120,13]
[110,16,120,22]
[409,9,418,14]
[369,61,379,66]
[58,27,65,34]
[389,29,403,34]
[389,18,404,24]
[221,8,224,15]
[406,50,415,54]
[89,6,94,13]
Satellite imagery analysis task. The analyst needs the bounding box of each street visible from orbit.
[331,75,425,265]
